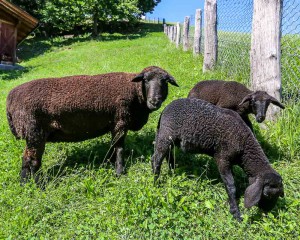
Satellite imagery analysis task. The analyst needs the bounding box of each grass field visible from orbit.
[0,23,300,239]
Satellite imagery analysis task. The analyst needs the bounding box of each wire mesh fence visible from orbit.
[216,0,253,86]
[281,0,300,102]
[162,0,300,103]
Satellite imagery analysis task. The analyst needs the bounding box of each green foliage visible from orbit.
[9,0,160,36]
[0,23,299,239]
[41,0,86,33]
[9,0,45,18]
[137,0,161,15]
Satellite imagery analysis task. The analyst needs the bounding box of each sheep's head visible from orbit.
[132,66,179,111]
[239,91,285,123]
[244,172,284,211]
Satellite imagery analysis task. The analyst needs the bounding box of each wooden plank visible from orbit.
[0,19,15,25]
[0,22,15,63]
[250,0,283,120]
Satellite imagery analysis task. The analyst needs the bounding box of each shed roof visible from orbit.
[0,0,39,44]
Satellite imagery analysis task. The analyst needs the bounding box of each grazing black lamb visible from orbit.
[152,98,284,221]
[188,80,285,130]
[7,66,179,183]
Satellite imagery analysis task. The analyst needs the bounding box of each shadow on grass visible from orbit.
[40,128,286,220]
[169,150,248,198]
[17,23,163,62]
[253,125,284,163]
[43,128,249,194]
[0,67,32,81]
[248,197,288,223]
[43,130,157,182]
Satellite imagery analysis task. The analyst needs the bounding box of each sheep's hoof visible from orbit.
[233,213,243,222]
[20,169,31,186]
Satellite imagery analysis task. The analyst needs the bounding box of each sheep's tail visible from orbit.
[6,109,20,139]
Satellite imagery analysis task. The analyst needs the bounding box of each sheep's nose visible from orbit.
[256,115,265,123]
[149,98,161,106]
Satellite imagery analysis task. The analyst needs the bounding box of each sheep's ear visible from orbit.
[167,76,179,87]
[239,93,253,106]
[132,73,144,82]
[269,95,285,109]
[244,177,263,208]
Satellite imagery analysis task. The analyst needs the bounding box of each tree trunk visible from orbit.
[250,0,283,120]
[92,8,99,37]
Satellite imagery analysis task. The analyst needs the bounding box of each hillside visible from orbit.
[0,23,299,239]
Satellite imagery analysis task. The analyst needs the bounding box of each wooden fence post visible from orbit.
[172,26,177,43]
[183,16,190,51]
[203,0,217,72]
[250,0,283,120]
[176,22,181,48]
[193,9,202,56]
[169,26,174,41]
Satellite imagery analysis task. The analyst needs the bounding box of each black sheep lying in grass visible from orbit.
[6,66,179,183]
[152,98,284,221]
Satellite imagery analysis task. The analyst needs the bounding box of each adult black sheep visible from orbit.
[7,66,179,183]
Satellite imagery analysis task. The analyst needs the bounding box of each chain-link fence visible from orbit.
[281,0,300,102]
[217,0,253,86]
[217,0,300,102]
[164,0,300,103]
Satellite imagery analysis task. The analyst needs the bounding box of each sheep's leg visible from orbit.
[216,158,242,221]
[21,142,45,184]
[110,130,127,176]
[152,138,171,182]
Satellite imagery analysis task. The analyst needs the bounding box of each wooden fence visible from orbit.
[162,0,284,120]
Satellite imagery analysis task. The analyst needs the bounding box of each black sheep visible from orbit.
[7,66,179,183]
[152,98,284,221]
[188,80,285,130]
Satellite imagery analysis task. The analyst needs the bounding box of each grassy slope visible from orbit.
[0,24,299,239]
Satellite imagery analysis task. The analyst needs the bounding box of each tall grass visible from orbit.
[0,23,299,239]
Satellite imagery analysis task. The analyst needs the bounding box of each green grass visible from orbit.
[0,23,299,239]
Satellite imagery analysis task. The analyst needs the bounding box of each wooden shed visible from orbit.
[0,0,38,66]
